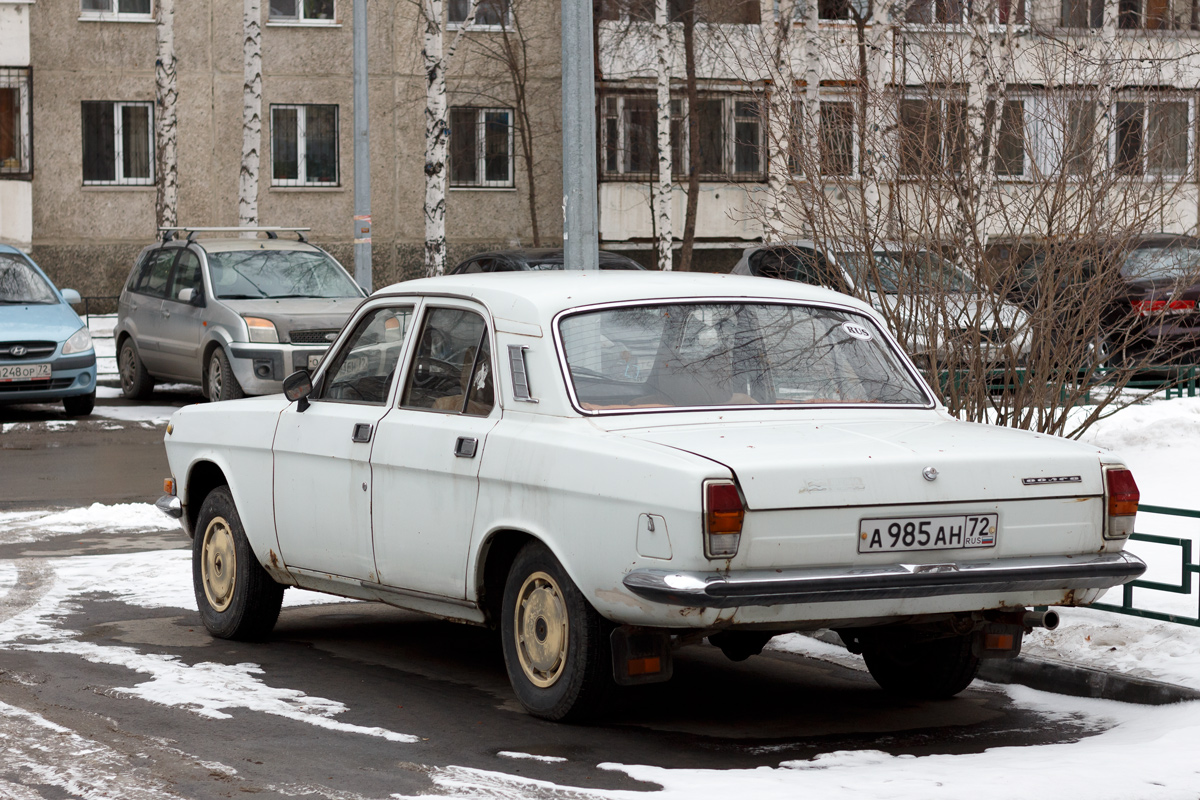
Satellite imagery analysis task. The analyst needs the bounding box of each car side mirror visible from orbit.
[282,369,313,412]
[177,288,194,303]
[61,289,82,306]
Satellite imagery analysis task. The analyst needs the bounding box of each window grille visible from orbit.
[271,104,340,187]
[449,107,514,188]
[0,68,32,178]
[81,101,154,186]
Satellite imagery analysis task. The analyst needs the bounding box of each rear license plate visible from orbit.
[0,363,51,382]
[307,354,323,370]
[858,513,998,553]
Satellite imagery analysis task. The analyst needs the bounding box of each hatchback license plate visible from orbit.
[858,513,998,553]
[307,354,323,370]
[0,363,51,382]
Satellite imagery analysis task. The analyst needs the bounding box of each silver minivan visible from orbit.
[115,228,366,401]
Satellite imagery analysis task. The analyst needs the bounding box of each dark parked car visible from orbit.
[450,248,645,274]
[1015,235,1200,370]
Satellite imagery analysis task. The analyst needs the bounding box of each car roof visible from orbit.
[374,270,879,323]
[461,248,642,265]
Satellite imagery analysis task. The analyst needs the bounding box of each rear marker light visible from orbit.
[1104,467,1139,539]
[627,657,662,676]
[704,481,744,559]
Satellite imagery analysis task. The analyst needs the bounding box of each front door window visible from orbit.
[319,306,414,405]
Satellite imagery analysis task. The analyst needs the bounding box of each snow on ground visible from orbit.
[86,313,117,377]
[389,688,1200,800]
[0,502,178,545]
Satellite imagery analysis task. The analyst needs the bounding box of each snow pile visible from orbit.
[0,502,180,545]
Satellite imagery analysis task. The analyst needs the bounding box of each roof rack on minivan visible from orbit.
[158,227,310,243]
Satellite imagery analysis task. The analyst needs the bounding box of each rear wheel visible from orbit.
[63,390,95,416]
[118,339,154,399]
[861,630,980,699]
[500,542,612,721]
[192,486,284,641]
[207,348,245,402]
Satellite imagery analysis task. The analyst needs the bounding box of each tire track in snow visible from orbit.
[0,559,51,625]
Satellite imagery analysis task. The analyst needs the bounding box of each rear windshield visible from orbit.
[0,253,58,305]
[838,251,977,294]
[206,250,363,300]
[559,302,930,412]
[1122,246,1200,281]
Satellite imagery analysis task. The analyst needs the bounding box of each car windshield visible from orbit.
[1121,246,1200,281]
[0,253,58,305]
[206,249,362,300]
[559,302,929,411]
[838,251,977,294]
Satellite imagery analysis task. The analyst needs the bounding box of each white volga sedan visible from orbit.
[158,271,1145,720]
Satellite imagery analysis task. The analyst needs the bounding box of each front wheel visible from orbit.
[861,630,980,699]
[118,339,154,399]
[207,348,245,402]
[500,542,612,721]
[63,390,95,416]
[192,486,284,641]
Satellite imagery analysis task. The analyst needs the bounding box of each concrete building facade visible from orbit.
[21,0,565,295]
[1,0,33,251]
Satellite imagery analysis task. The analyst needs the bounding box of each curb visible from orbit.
[977,654,1200,705]
[808,630,1200,706]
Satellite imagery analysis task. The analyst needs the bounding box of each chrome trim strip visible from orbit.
[622,552,1146,608]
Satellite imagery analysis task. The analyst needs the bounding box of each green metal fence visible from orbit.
[1092,504,1200,627]
[934,365,1199,403]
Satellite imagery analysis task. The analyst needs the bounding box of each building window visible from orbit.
[994,100,1026,177]
[448,0,510,27]
[450,107,514,188]
[1061,0,1103,27]
[905,0,964,23]
[818,0,853,20]
[79,0,153,20]
[271,104,339,186]
[0,68,32,178]
[600,94,763,181]
[1115,98,1191,177]
[268,0,335,22]
[1115,0,1199,28]
[819,101,856,176]
[898,96,966,177]
[81,101,153,186]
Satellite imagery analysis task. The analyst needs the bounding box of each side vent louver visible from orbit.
[507,344,538,403]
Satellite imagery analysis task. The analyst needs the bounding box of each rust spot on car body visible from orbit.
[269,549,279,567]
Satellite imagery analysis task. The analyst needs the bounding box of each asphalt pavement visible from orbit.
[0,388,1131,798]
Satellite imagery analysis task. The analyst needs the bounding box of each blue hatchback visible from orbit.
[0,245,97,416]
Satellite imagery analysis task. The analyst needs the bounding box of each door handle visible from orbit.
[351,423,373,443]
[162,309,170,318]
[454,436,478,458]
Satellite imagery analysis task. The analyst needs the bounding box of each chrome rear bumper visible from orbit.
[622,551,1146,608]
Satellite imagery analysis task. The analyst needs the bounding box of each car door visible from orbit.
[272,302,416,581]
[125,248,176,373]
[157,247,208,382]
[370,302,499,599]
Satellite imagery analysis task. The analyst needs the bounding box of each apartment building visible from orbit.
[21,0,564,295]
[596,0,1200,269]
[0,0,33,250]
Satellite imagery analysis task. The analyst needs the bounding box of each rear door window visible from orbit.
[401,308,494,415]
[129,249,176,298]
[167,250,204,302]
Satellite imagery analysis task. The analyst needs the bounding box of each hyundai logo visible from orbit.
[10,345,26,357]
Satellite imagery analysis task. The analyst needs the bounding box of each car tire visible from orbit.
[192,485,284,641]
[500,541,613,721]
[63,390,95,416]
[861,631,980,699]
[118,339,154,400]
[207,348,245,402]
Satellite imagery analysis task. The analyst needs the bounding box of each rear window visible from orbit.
[838,251,977,294]
[207,249,363,300]
[1121,246,1200,281]
[558,302,930,412]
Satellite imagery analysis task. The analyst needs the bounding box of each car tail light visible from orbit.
[1168,299,1196,312]
[1104,467,1139,539]
[704,481,744,558]
[1134,299,1196,316]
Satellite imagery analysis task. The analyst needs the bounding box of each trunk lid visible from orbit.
[612,413,1106,510]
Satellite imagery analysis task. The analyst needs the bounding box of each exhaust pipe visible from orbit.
[1023,609,1060,630]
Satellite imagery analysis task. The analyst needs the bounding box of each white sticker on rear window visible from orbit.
[841,321,873,341]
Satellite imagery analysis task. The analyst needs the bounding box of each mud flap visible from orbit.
[971,622,1024,660]
[611,626,674,686]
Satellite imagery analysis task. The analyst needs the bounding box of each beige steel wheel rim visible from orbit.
[514,570,569,688]
[201,516,237,612]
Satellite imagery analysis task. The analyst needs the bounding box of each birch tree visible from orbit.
[759,0,796,243]
[421,0,478,277]
[154,0,178,230]
[653,0,673,270]
[239,0,263,232]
